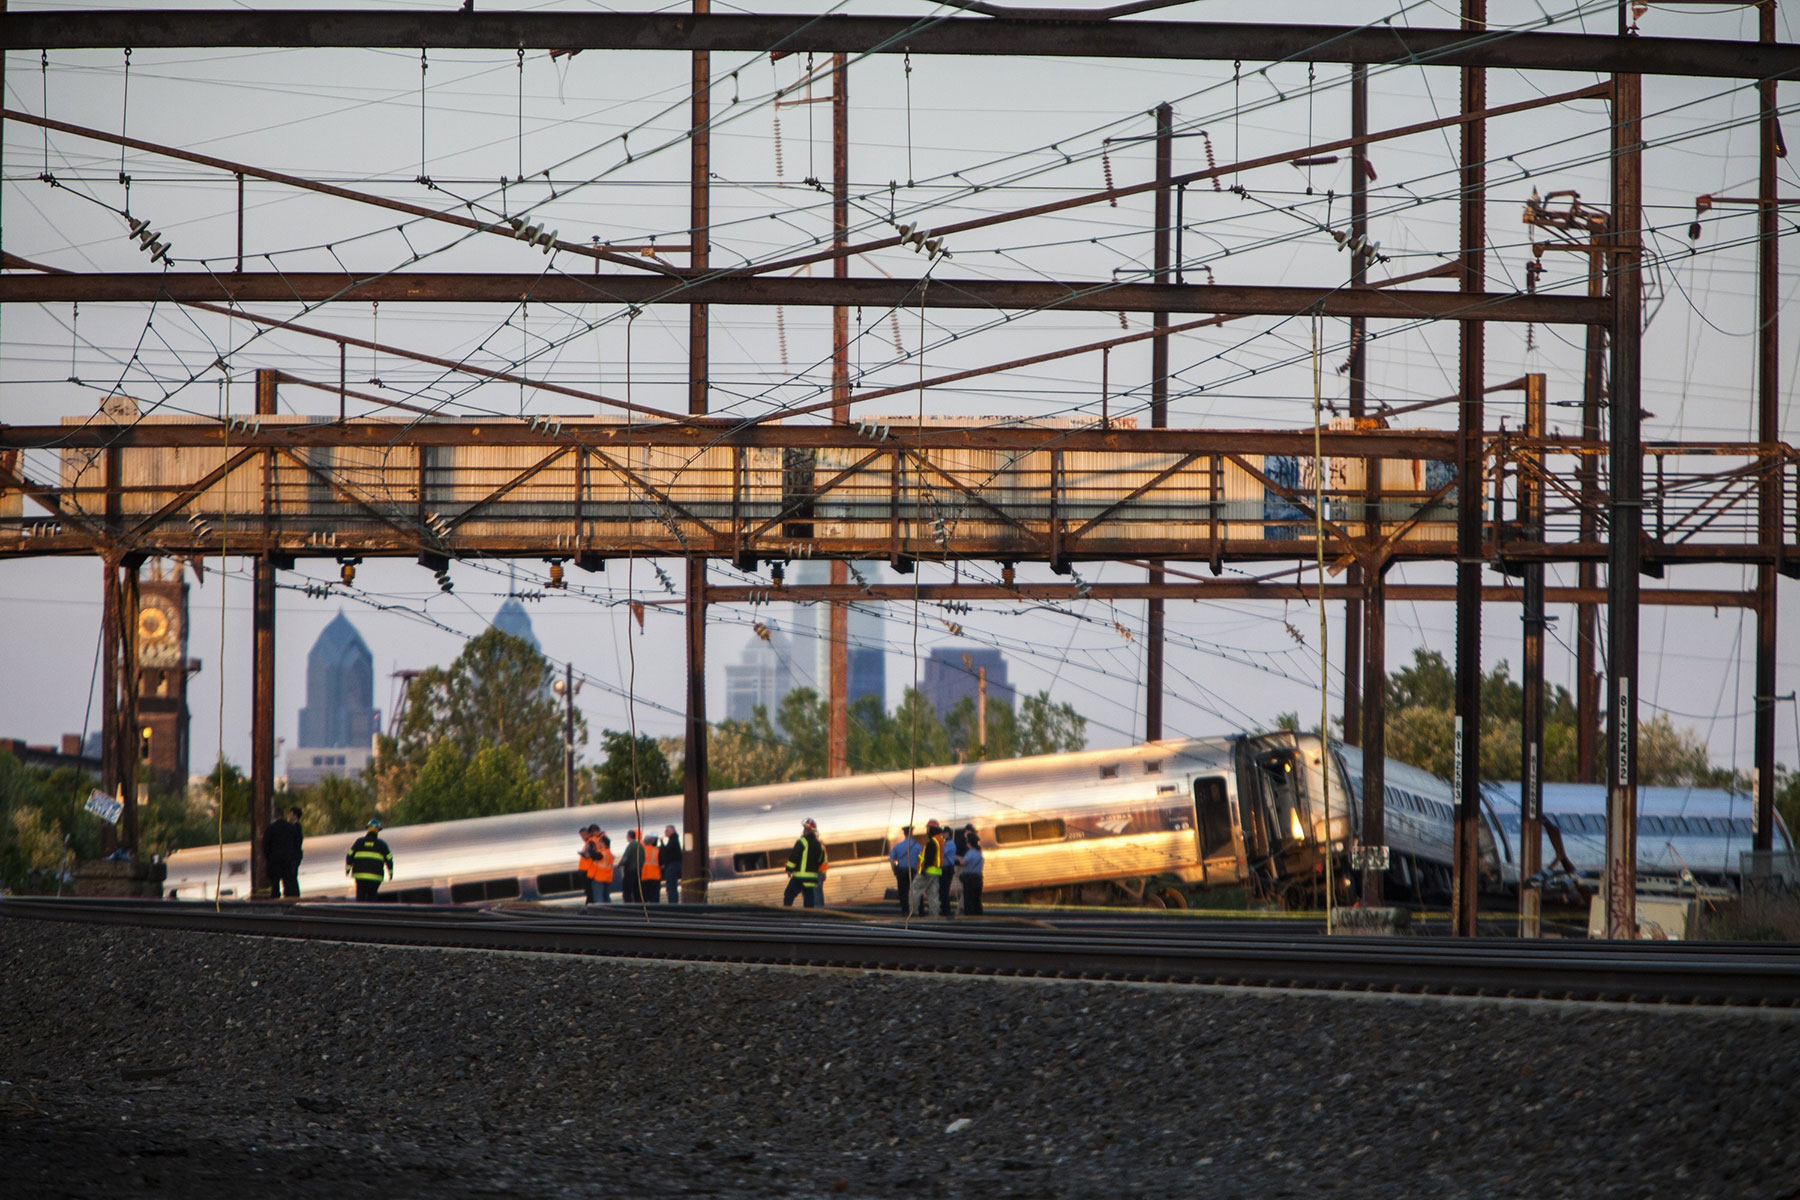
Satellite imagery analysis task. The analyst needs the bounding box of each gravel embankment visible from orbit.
[2,917,1797,1199]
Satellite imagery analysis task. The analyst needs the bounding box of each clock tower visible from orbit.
[136,560,194,786]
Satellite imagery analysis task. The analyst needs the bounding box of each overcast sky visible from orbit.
[2,0,1797,778]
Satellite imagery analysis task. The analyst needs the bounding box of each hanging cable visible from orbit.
[39,51,49,177]
[904,50,915,187]
[516,48,526,183]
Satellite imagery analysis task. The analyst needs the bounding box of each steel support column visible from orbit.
[120,560,140,855]
[1342,64,1371,747]
[1359,560,1387,905]
[1755,1,1780,854]
[1452,0,1487,938]
[1576,229,1606,783]
[682,0,713,901]
[1146,100,1172,742]
[1604,56,1644,940]
[249,369,278,898]
[1520,374,1547,938]
[682,556,710,902]
[828,51,852,779]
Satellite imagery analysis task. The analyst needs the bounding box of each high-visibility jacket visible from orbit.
[642,843,662,883]
[346,833,394,881]
[920,832,945,877]
[579,836,603,880]
[595,843,615,883]
[785,834,825,884]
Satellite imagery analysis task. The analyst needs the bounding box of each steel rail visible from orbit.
[5,898,1796,1007]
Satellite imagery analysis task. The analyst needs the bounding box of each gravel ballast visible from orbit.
[2,917,1797,1199]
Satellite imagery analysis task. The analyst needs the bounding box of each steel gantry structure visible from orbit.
[0,5,1793,936]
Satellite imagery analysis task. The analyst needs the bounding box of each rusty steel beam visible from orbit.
[1,421,1460,457]
[0,273,1610,324]
[703,582,1755,607]
[1,12,1792,79]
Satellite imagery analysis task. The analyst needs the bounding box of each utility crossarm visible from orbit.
[0,13,1793,80]
[0,274,1608,324]
[702,582,1757,609]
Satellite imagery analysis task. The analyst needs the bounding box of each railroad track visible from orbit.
[5,896,1797,1007]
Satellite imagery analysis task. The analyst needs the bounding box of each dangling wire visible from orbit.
[369,301,380,386]
[1232,60,1242,187]
[516,47,526,183]
[39,51,49,176]
[904,50,915,187]
[118,48,132,194]
[1305,62,1316,194]
[68,303,79,383]
[418,49,429,183]
[806,52,816,180]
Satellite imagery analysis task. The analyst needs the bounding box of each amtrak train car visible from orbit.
[161,731,1464,909]
[1479,781,1795,892]
[1333,744,1505,899]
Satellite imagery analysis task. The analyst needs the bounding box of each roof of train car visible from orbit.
[1332,744,1458,802]
[164,736,1241,880]
[1481,780,1763,816]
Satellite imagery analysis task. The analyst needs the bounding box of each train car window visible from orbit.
[1734,818,1754,835]
[448,878,521,903]
[1642,816,1667,835]
[536,871,583,896]
[1099,764,1119,779]
[822,838,891,862]
[732,850,779,873]
[485,878,520,901]
[994,818,1067,845]
[389,887,435,905]
[1195,777,1233,857]
[1144,760,1162,774]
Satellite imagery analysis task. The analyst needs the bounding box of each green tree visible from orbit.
[709,707,798,791]
[777,688,829,778]
[1019,691,1088,756]
[291,774,377,836]
[589,730,675,801]
[395,740,546,825]
[373,628,577,816]
[1636,713,1714,786]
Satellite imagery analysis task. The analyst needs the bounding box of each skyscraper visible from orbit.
[785,560,885,706]
[493,597,540,648]
[921,646,1013,720]
[723,628,799,722]
[290,612,381,787]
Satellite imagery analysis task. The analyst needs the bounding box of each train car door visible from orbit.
[1193,775,1237,886]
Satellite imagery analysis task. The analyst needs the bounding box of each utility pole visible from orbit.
[1343,62,1370,750]
[977,666,988,755]
[681,0,712,902]
[250,369,279,898]
[828,51,853,778]
[1604,16,1644,940]
[1452,0,1487,938]
[1146,101,1173,743]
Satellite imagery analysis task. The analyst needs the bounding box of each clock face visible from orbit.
[138,601,181,668]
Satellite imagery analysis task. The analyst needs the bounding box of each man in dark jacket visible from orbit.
[263,806,304,899]
[617,829,645,903]
[659,824,684,904]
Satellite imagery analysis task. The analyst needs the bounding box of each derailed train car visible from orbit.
[167,731,1479,908]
